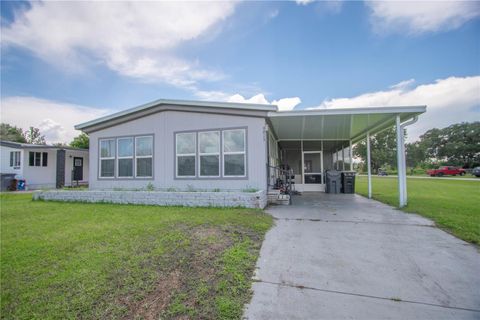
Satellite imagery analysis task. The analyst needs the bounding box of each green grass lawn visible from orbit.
[356,176,480,244]
[0,194,273,319]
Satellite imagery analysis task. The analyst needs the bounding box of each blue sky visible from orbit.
[1,1,479,143]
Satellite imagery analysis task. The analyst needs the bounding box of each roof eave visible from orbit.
[75,99,278,131]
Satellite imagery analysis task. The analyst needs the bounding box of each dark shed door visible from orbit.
[73,157,83,181]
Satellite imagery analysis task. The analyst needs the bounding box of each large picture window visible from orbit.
[135,136,153,177]
[100,139,115,177]
[175,128,247,179]
[117,137,133,178]
[198,131,220,177]
[223,129,246,177]
[176,132,196,177]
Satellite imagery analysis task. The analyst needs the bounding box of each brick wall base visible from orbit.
[33,190,267,209]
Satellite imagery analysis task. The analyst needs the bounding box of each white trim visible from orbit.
[366,132,372,199]
[222,129,246,178]
[268,105,426,117]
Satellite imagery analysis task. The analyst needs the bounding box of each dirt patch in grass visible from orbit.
[121,224,247,319]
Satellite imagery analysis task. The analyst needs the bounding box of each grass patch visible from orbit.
[0,194,273,319]
[356,176,480,244]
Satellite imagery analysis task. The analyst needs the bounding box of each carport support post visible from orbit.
[396,116,407,207]
[342,146,345,171]
[349,140,353,171]
[366,132,372,199]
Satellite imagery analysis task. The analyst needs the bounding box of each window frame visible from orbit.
[175,132,197,178]
[134,135,154,178]
[10,151,21,168]
[42,152,48,167]
[222,129,247,178]
[28,151,47,167]
[116,137,134,178]
[198,130,220,178]
[99,138,116,179]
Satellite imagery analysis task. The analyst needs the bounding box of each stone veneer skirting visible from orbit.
[33,190,267,209]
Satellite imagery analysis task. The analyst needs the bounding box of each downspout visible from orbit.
[396,116,418,207]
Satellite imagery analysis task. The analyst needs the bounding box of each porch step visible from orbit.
[267,190,290,205]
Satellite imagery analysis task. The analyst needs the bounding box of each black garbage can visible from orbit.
[326,170,342,194]
[341,171,356,194]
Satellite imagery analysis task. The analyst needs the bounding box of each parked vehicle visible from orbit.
[427,166,466,177]
[472,167,480,177]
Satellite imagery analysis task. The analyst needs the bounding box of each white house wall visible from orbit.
[22,149,57,189]
[88,110,268,191]
[65,149,89,187]
[0,146,23,175]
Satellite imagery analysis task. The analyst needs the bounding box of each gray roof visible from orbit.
[75,98,278,131]
[0,140,88,151]
[74,98,426,139]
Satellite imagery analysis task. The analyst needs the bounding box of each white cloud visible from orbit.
[272,97,302,111]
[1,97,110,144]
[227,93,302,111]
[296,0,315,5]
[1,1,236,88]
[228,93,270,105]
[309,76,480,141]
[366,1,480,34]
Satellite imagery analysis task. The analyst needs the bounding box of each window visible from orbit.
[100,139,115,178]
[176,132,196,177]
[42,152,48,167]
[135,136,153,177]
[10,151,21,168]
[223,129,246,177]
[198,131,220,177]
[28,151,47,167]
[117,137,133,178]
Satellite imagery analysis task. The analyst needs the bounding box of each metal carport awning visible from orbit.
[267,105,426,143]
[267,105,427,208]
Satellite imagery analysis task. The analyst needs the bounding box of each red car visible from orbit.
[427,166,466,177]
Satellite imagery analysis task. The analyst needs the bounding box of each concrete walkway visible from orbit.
[244,193,480,319]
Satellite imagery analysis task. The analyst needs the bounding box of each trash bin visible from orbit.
[17,179,26,191]
[341,171,356,194]
[1,173,16,191]
[326,170,342,194]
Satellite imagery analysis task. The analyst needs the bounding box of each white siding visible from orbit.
[65,150,89,186]
[88,110,268,191]
[22,149,57,189]
[0,146,23,175]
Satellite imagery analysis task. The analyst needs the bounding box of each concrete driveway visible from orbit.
[244,193,480,319]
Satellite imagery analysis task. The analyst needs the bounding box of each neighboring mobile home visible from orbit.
[75,99,425,206]
[0,141,89,189]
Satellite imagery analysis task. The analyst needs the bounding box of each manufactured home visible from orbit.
[0,141,89,190]
[75,99,425,207]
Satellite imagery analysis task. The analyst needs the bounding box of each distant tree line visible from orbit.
[0,123,89,149]
[354,121,480,172]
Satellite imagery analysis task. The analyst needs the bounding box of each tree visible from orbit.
[0,123,27,143]
[24,126,46,145]
[70,133,89,149]
[417,122,480,168]
[353,126,405,172]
